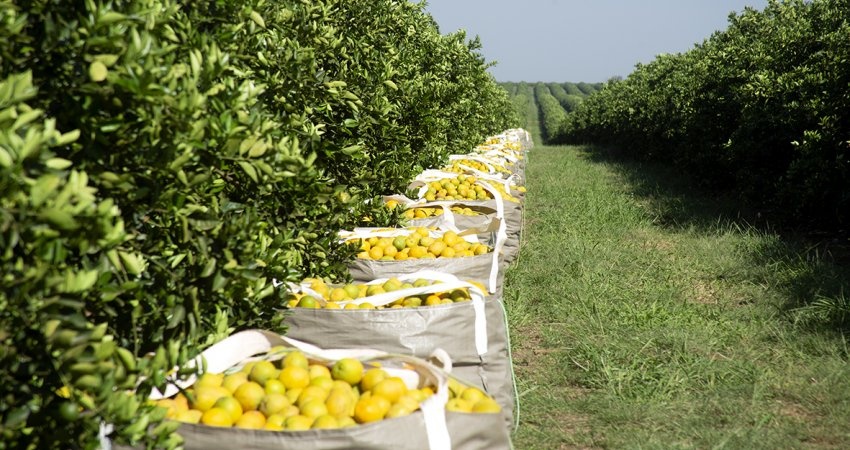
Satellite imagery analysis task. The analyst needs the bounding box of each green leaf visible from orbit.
[97,11,126,26]
[238,161,258,183]
[31,174,61,207]
[41,208,79,230]
[119,252,146,276]
[250,11,266,29]
[0,148,12,167]
[341,145,363,155]
[45,158,73,170]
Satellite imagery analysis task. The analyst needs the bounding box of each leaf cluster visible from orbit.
[560,0,850,229]
[0,0,516,447]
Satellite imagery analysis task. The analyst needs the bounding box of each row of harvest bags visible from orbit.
[113,129,533,450]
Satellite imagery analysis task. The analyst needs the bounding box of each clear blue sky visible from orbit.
[422,0,769,83]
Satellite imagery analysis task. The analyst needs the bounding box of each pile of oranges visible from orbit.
[402,206,480,220]
[285,277,486,310]
[348,228,490,261]
[155,349,500,430]
[420,175,491,202]
[444,159,511,176]
[477,179,523,203]
[383,199,483,219]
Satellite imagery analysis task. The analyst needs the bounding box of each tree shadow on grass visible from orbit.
[577,144,850,335]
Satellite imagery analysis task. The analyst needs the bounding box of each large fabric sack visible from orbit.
[410,170,521,265]
[107,330,511,450]
[386,195,499,232]
[341,224,505,295]
[283,272,517,428]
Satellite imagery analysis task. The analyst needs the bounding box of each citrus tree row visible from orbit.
[559,0,850,230]
[533,83,569,144]
[0,1,517,447]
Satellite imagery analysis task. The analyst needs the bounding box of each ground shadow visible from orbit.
[577,144,850,334]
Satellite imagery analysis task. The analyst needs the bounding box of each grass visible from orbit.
[505,106,850,449]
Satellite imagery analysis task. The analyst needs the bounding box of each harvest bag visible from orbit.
[283,271,516,427]
[342,223,505,295]
[109,330,511,450]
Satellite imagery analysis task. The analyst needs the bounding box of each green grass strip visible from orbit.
[506,132,850,449]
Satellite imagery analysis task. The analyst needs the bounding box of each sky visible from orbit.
[422,0,770,83]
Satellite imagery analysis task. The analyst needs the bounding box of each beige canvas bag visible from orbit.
[106,330,511,450]
[282,271,517,428]
[341,222,505,295]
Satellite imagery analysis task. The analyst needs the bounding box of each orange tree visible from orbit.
[0,0,516,447]
[562,0,850,229]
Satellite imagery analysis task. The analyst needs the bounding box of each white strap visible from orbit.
[420,380,452,450]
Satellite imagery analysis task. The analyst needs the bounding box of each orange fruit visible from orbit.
[385,402,415,418]
[264,378,286,395]
[259,392,290,416]
[285,415,314,430]
[279,366,310,390]
[427,241,446,256]
[222,372,249,393]
[353,396,389,423]
[200,407,233,427]
[300,399,329,419]
[249,360,279,386]
[359,368,387,392]
[343,284,361,299]
[312,414,340,429]
[297,295,320,308]
[460,387,486,404]
[442,231,459,246]
[191,386,230,412]
[402,297,423,308]
[235,410,266,429]
[392,237,407,251]
[309,376,334,391]
[408,247,427,258]
[338,416,357,427]
[471,397,501,413]
[173,409,203,424]
[331,358,364,386]
[383,278,402,292]
[265,414,286,430]
[172,394,189,412]
[329,287,347,302]
[368,247,383,259]
[156,399,179,418]
[325,390,354,418]
[195,373,224,389]
[308,364,332,380]
[453,241,469,252]
[233,381,265,411]
[283,351,309,369]
[371,377,407,403]
[297,385,329,407]
[213,396,243,422]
